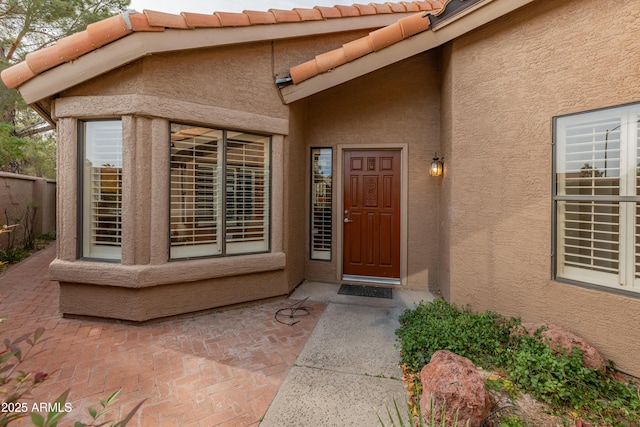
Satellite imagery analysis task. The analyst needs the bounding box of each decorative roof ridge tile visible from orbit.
[292,8,324,21]
[369,3,393,14]
[383,2,408,13]
[269,9,302,23]
[1,1,442,90]
[355,4,380,15]
[243,10,278,25]
[144,9,189,29]
[289,2,445,85]
[179,12,222,28]
[313,6,343,19]
[128,12,165,31]
[214,11,252,27]
[334,5,362,16]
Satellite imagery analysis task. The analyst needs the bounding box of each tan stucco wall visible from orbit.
[283,101,308,291]
[303,52,441,290]
[439,43,453,302]
[143,44,287,120]
[273,29,370,79]
[0,172,56,249]
[62,61,143,98]
[51,30,381,320]
[444,0,640,375]
[59,269,289,322]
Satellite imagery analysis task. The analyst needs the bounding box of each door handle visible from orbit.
[344,218,353,223]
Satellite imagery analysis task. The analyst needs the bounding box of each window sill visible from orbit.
[50,252,286,288]
[554,277,640,300]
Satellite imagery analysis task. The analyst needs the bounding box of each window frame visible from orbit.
[77,119,123,261]
[168,123,272,260]
[310,147,333,261]
[552,102,640,296]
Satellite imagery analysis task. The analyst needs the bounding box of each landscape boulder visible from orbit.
[419,350,492,426]
[520,322,605,370]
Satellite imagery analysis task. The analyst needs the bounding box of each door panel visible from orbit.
[379,213,393,265]
[343,150,401,279]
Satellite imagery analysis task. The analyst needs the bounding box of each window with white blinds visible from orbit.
[225,133,270,254]
[81,120,123,260]
[170,124,270,259]
[310,148,332,260]
[555,105,640,292]
[170,127,223,258]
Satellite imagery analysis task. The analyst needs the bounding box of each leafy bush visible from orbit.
[504,335,640,425]
[396,299,517,372]
[0,210,55,267]
[36,231,56,241]
[396,300,640,426]
[0,246,28,264]
[0,222,25,265]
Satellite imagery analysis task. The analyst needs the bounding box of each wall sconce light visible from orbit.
[430,152,443,177]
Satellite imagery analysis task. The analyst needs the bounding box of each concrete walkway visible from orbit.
[261,282,434,426]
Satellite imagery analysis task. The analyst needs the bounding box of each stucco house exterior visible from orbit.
[3,0,640,376]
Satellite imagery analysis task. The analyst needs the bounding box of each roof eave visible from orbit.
[281,30,439,104]
[16,13,418,108]
[280,0,538,104]
[31,101,55,127]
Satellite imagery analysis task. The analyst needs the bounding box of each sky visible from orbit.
[127,0,356,15]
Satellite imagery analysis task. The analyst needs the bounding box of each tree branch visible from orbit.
[15,122,53,138]
[5,8,32,62]
[0,5,16,18]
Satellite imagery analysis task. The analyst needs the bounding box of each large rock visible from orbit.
[520,322,605,370]
[419,350,492,426]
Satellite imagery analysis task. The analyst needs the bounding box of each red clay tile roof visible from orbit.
[290,0,446,84]
[0,1,445,90]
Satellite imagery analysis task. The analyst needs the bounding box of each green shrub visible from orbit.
[505,334,640,425]
[396,299,518,372]
[36,231,56,241]
[396,300,640,426]
[0,211,56,266]
[0,246,28,264]
[0,221,25,265]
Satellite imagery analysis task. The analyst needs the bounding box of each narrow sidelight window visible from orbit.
[554,104,640,292]
[81,120,123,260]
[170,124,270,259]
[310,148,332,260]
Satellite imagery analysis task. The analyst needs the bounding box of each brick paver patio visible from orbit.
[0,244,325,426]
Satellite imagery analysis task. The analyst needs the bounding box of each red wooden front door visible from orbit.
[343,150,401,279]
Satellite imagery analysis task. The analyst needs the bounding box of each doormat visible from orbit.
[338,284,393,299]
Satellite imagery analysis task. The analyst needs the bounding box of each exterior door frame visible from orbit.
[336,143,408,287]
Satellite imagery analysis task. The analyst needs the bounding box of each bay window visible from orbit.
[170,124,270,259]
[554,104,640,292]
[81,120,123,260]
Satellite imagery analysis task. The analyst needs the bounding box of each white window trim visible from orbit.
[554,104,640,293]
[81,120,123,261]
